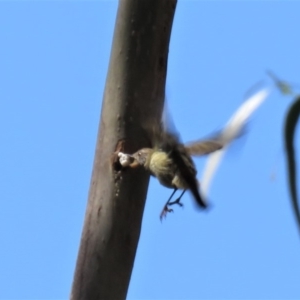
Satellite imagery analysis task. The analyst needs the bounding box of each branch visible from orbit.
[71,0,177,299]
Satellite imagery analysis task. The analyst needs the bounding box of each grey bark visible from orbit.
[71,1,177,299]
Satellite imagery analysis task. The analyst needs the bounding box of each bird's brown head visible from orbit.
[130,148,153,168]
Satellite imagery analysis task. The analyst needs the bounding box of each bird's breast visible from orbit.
[148,151,175,188]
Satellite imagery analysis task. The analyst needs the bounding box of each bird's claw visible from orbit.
[159,197,185,220]
[159,205,173,221]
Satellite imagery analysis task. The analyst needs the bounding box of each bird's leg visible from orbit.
[168,190,186,207]
[160,188,177,220]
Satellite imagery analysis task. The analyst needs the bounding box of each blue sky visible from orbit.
[1,1,300,299]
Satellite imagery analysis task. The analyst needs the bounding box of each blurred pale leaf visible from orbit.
[201,88,270,197]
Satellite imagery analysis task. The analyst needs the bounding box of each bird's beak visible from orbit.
[118,152,136,168]
[128,155,140,168]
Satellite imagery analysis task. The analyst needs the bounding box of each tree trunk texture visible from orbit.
[71,0,177,299]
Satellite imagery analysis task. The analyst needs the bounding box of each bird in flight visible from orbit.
[119,128,224,219]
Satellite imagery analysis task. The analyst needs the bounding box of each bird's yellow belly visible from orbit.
[149,151,175,188]
[149,151,192,190]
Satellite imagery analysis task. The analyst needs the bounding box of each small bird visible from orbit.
[128,130,223,219]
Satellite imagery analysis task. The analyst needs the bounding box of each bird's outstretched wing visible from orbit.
[185,139,223,156]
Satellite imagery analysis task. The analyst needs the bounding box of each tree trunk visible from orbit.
[71,0,177,299]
